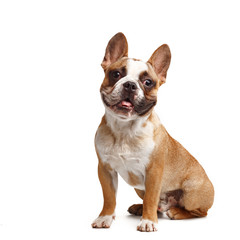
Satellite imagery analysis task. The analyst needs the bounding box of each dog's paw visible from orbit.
[166,207,193,220]
[91,214,115,228]
[137,219,158,232]
[128,204,143,216]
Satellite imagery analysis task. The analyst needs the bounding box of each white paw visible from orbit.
[166,209,174,219]
[137,219,158,232]
[92,214,115,228]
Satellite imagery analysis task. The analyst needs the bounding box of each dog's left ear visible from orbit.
[148,44,171,84]
[101,32,128,70]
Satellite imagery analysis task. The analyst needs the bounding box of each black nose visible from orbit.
[123,81,137,92]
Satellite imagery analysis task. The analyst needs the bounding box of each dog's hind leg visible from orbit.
[166,177,214,220]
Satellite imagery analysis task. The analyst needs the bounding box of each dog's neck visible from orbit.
[104,109,157,139]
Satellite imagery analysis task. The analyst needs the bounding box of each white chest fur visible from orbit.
[95,113,155,190]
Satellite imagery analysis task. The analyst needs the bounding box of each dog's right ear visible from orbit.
[101,32,128,70]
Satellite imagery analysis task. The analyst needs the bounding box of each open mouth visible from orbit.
[117,98,134,110]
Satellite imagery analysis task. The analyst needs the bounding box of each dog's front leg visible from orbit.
[92,161,118,228]
[137,162,163,232]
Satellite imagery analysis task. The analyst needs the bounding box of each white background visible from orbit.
[0,0,240,239]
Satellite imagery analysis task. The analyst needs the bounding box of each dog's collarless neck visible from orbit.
[104,111,153,138]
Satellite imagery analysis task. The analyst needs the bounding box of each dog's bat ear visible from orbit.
[148,44,171,85]
[101,32,128,70]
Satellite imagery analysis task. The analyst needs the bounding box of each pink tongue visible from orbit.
[121,100,133,107]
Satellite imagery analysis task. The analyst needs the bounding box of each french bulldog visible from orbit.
[92,32,214,232]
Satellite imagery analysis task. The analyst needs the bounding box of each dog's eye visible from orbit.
[143,79,153,87]
[112,71,121,79]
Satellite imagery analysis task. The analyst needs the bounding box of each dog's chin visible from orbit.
[107,99,137,120]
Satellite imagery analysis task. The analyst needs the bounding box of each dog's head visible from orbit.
[100,32,171,120]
